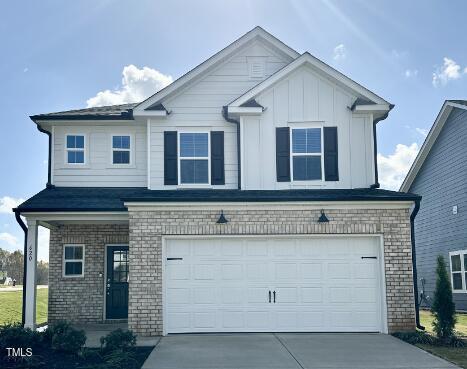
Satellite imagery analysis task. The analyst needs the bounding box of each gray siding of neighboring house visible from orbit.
[410,107,467,311]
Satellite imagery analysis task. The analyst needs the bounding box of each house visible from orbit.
[401,100,467,312]
[15,27,421,336]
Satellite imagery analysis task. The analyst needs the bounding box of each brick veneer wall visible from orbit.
[48,224,129,324]
[128,207,415,336]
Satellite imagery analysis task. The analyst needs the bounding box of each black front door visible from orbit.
[106,246,129,319]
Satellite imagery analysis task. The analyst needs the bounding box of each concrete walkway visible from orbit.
[142,333,460,369]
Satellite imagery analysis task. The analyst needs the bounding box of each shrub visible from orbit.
[392,331,435,345]
[431,255,456,340]
[0,323,43,351]
[50,321,86,354]
[100,329,136,352]
[102,349,140,369]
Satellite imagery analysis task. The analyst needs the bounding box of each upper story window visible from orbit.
[112,135,131,164]
[450,250,467,292]
[63,244,84,277]
[179,132,209,184]
[291,128,323,181]
[66,135,85,164]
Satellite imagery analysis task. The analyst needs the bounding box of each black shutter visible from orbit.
[324,127,339,181]
[164,131,178,185]
[210,131,225,185]
[276,127,291,182]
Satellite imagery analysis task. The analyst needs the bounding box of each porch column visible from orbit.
[24,219,38,329]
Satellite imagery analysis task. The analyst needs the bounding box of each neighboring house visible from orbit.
[401,100,467,312]
[15,27,420,336]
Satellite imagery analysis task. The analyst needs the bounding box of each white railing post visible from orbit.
[24,219,38,329]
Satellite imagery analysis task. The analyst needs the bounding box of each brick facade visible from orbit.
[48,206,415,335]
[48,224,129,324]
[128,206,415,336]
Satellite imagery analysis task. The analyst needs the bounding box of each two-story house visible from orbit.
[15,27,420,337]
[401,100,467,311]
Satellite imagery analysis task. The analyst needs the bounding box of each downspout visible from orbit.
[32,118,53,188]
[410,197,425,330]
[222,106,241,189]
[14,210,28,327]
[370,104,394,189]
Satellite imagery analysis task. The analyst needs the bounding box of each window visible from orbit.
[112,135,131,164]
[179,132,209,184]
[63,245,84,277]
[291,127,323,181]
[66,135,85,164]
[449,250,467,292]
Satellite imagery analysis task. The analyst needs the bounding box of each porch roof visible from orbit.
[15,187,421,213]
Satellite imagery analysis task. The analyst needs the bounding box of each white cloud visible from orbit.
[415,128,428,137]
[23,67,29,73]
[378,143,419,190]
[0,232,19,248]
[404,69,418,78]
[333,44,346,61]
[86,65,173,107]
[432,57,466,86]
[38,227,50,262]
[0,196,24,214]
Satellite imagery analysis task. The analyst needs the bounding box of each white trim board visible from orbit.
[228,52,391,108]
[400,101,467,192]
[133,26,299,112]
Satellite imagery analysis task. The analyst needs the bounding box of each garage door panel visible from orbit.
[165,236,383,333]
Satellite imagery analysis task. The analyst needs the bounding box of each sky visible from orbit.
[1,0,467,261]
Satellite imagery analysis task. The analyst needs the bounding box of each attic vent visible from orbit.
[249,61,265,79]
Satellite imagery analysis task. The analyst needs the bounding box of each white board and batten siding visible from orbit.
[242,65,375,190]
[148,40,292,189]
[52,123,147,187]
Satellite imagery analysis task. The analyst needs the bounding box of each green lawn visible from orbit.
[420,310,467,336]
[0,288,48,326]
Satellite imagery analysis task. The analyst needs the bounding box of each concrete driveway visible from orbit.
[142,333,460,369]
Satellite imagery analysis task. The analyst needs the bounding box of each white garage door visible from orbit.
[164,236,384,334]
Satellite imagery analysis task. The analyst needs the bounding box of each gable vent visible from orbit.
[249,61,265,79]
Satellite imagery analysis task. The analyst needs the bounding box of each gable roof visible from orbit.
[30,103,136,121]
[133,26,300,113]
[228,52,391,109]
[400,100,467,192]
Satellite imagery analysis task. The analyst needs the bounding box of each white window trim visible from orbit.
[63,244,85,278]
[289,125,325,183]
[449,250,467,293]
[177,131,211,187]
[110,133,135,167]
[65,134,87,166]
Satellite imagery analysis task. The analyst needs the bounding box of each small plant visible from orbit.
[50,320,86,354]
[392,331,435,345]
[0,323,43,351]
[431,255,456,341]
[100,328,136,352]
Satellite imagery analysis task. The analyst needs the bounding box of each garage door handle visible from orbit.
[167,257,183,261]
[268,290,271,303]
[273,291,276,303]
[361,256,377,259]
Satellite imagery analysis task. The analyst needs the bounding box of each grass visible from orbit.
[0,287,48,326]
[420,310,467,336]
[417,344,467,369]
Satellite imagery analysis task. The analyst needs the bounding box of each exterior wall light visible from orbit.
[318,209,329,223]
[216,210,229,224]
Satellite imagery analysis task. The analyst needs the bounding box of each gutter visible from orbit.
[410,197,425,330]
[222,106,241,189]
[14,210,28,327]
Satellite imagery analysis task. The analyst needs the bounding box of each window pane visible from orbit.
[67,135,75,148]
[181,159,209,184]
[180,133,208,157]
[292,128,321,154]
[113,136,130,149]
[452,272,463,290]
[293,156,322,180]
[65,246,83,260]
[67,135,84,149]
[113,150,130,164]
[68,151,84,164]
[65,261,82,276]
[451,254,462,271]
[464,254,467,270]
[75,135,84,148]
[121,136,130,149]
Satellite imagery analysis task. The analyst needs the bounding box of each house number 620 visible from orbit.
[28,245,33,261]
